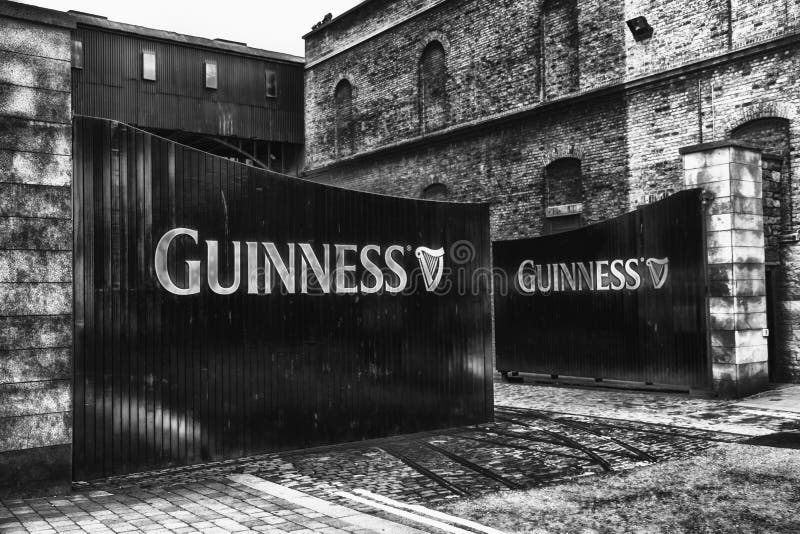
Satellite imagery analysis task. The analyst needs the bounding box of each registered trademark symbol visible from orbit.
[407,245,413,252]
[640,257,645,262]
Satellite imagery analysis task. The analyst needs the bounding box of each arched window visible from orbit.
[419,41,447,132]
[731,117,791,263]
[541,0,579,99]
[731,117,790,155]
[334,79,354,157]
[421,183,448,200]
[543,157,582,234]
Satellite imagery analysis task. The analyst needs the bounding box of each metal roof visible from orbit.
[0,1,304,64]
[69,11,305,64]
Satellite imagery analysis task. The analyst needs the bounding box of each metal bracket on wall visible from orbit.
[779,232,799,244]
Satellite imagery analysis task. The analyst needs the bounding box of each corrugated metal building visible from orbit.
[0,1,308,496]
[69,11,305,174]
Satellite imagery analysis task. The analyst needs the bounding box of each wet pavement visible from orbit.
[2,378,799,533]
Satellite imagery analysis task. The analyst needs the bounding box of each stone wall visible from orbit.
[304,0,800,384]
[0,5,74,496]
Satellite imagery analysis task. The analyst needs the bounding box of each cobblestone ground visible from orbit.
[495,376,800,435]
[2,380,798,533]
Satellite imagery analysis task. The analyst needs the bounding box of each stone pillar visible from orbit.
[681,141,769,397]
[0,4,75,497]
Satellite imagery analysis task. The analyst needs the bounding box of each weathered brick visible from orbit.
[304,0,800,381]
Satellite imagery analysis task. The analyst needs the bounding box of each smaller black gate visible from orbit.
[493,190,709,388]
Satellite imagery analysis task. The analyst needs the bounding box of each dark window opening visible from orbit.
[419,41,447,132]
[334,79,354,157]
[421,183,448,200]
[731,117,790,155]
[545,157,582,206]
[265,69,277,98]
[544,157,583,235]
[544,214,582,235]
[731,117,791,263]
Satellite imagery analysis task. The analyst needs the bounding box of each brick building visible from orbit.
[303,0,800,385]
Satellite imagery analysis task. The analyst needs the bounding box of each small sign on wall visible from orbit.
[633,188,675,208]
[545,203,583,218]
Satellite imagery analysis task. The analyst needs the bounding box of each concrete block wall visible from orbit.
[0,7,74,496]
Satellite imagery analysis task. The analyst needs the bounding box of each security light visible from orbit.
[627,16,654,41]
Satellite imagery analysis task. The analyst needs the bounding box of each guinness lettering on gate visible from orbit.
[154,227,446,296]
[516,257,669,294]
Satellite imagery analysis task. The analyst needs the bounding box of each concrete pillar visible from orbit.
[681,141,769,397]
[0,4,75,497]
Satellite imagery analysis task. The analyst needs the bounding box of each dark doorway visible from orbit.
[766,267,777,382]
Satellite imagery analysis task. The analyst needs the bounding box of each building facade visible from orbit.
[303,0,800,385]
[70,11,305,174]
[0,1,305,495]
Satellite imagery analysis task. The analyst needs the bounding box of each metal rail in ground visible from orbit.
[421,441,526,490]
[496,406,658,462]
[379,445,471,497]
[453,428,588,461]
[495,415,613,472]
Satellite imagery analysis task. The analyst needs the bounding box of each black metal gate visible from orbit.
[493,190,709,388]
[72,117,492,480]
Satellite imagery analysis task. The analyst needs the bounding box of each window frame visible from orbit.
[142,50,156,81]
[204,60,218,90]
[265,69,277,98]
[333,79,354,157]
[419,40,447,132]
[71,40,84,70]
[421,183,448,200]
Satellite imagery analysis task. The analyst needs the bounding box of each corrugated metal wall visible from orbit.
[71,26,304,143]
[72,117,493,480]
[494,190,709,388]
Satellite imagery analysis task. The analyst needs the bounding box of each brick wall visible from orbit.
[305,0,443,61]
[305,0,800,170]
[305,0,544,169]
[543,0,579,99]
[0,7,74,496]
[304,0,800,383]
[312,96,630,240]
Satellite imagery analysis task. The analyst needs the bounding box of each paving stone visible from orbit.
[5,382,800,532]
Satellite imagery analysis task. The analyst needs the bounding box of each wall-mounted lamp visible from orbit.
[627,16,654,41]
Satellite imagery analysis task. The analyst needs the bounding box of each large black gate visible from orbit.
[73,117,492,480]
[494,190,709,388]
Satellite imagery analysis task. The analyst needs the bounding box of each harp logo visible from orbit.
[415,246,445,292]
[646,257,669,289]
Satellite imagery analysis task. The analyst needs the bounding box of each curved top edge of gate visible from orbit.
[73,115,492,209]
[494,188,705,245]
